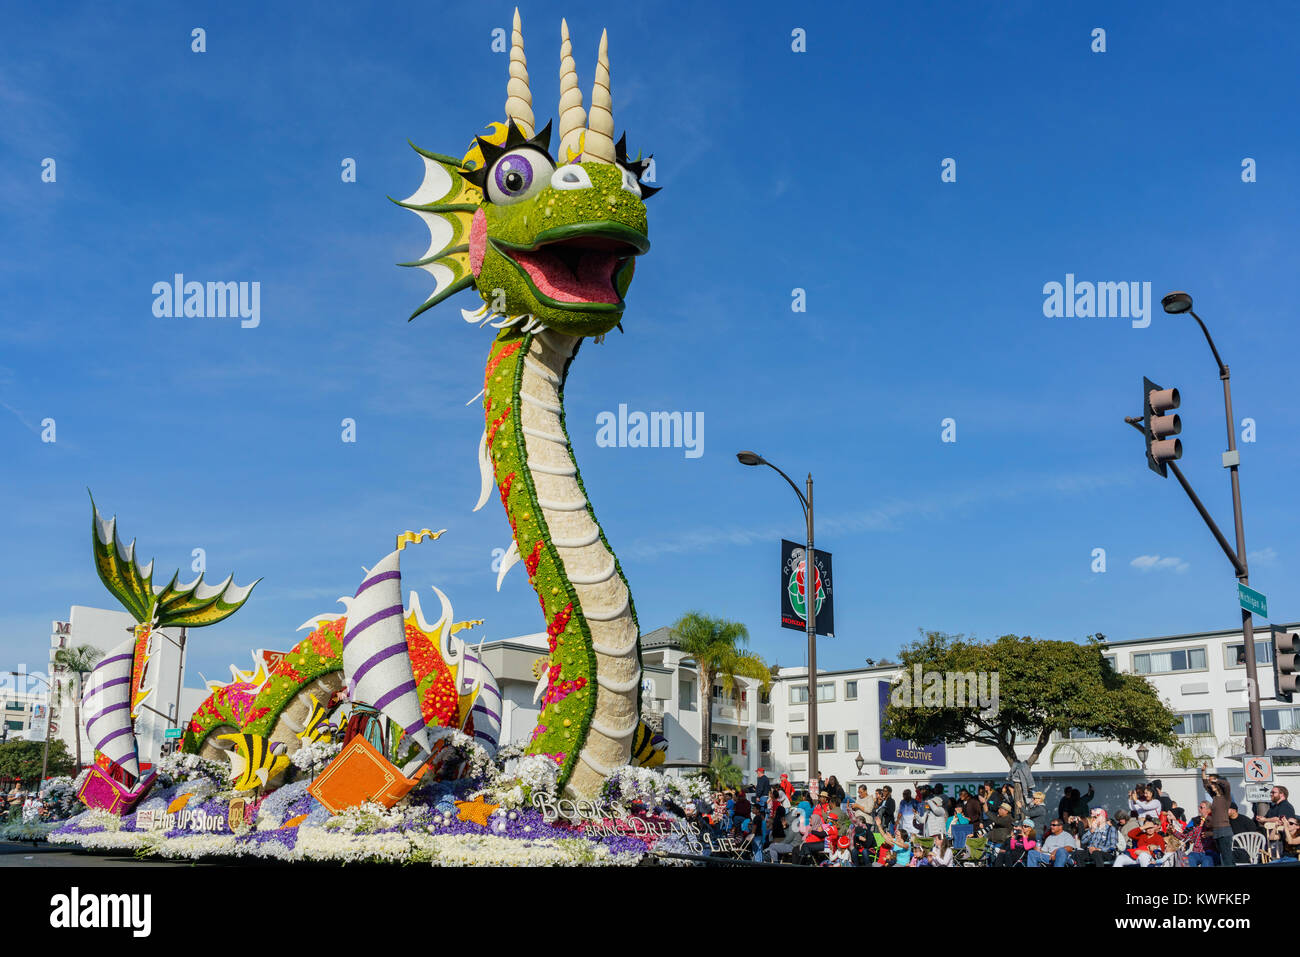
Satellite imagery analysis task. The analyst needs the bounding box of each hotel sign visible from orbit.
[877,680,946,768]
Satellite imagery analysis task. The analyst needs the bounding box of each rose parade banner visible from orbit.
[780,540,834,637]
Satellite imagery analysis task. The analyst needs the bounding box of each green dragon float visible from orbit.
[150,9,659,799]
[392,10,657,797]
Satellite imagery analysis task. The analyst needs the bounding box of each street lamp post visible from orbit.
[737,451,820,783]
[1160,292,1267,762]
[1136,744,1150,775]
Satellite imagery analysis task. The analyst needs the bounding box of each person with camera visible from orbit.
[992,821,1037,866]
[1073,808,1118,866]
[1128,783,1161,820]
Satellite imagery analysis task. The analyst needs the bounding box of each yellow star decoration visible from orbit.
[454,796,500,827]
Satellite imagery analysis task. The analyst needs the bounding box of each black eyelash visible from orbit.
[459,119,555,194]
[614,133,660,199]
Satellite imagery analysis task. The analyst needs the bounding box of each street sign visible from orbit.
[163,728,184,739]
[1238,583,1268,618]
[1243,755,1273,784]
[1245,784,1272,803]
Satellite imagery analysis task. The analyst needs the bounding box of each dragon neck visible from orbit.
[482,328,642,796]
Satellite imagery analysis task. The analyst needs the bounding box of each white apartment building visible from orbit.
[0,685,48,742]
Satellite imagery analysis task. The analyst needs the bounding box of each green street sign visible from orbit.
[163,728,184,739]
[1238,583,1268,618]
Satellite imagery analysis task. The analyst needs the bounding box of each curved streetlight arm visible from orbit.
[1188,310,1228,379]
[762,461,809,517]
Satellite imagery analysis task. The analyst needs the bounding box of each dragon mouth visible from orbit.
[493,224,649,308]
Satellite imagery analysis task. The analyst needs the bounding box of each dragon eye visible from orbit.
[486,148,554,205]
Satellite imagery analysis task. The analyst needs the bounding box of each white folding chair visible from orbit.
[1232,831,1266,865]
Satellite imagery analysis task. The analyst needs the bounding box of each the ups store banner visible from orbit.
[780,539,834,637]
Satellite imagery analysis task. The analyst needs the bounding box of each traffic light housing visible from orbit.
[1143,376,1182,477]
[1272,626,1297,703]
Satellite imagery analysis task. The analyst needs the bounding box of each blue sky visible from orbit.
[2,1,1298,683]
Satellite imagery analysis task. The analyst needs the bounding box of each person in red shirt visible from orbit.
[779,772,794,801]
[1113,817,1166,867]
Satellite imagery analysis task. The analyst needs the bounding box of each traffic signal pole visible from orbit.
[1130,294,1267,817]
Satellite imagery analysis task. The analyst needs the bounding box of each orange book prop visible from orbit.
[308,736,432,813]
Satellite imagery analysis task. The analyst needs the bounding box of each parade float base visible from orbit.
[48,775,700,867]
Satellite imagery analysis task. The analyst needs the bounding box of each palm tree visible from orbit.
[1049,741,1139,770]
[670,611,771,765]
[52,644,103,770]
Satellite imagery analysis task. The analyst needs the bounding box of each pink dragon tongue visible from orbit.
[510,247,621,304]
[469,208,487,276]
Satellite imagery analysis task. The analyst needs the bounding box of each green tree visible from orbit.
[880,631,1177,769]
[708,752,744,791]
[52,644,103,770]
[0,739,75,787]
[671,611,771,765]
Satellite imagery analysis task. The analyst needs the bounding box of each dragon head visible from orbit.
[397,11,656,338]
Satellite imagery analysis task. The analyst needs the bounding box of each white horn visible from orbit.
[585,29,615,164]
[557,18,586,162]
[505,7,534,136]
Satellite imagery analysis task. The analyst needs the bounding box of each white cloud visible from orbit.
[1248,547,1278,567]
[1130,554,1189,573]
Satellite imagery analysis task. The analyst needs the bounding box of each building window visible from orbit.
[791,735,808,754]
[1103,655,1117,671]
[789,682,835,705]
[760,737,770,755]
[1132,647,1207,675]
[5,701,25,711]
[4,720,21,731]
[845,680,858,700]
[1231,707,1299,735]
[846,731,859,752]
[1224,641,1273,669]
[679,679,696,711]
[1171,712,1213,736]
[711,733,729,753]
[1054,728,1106,742]
[817,733,835,752]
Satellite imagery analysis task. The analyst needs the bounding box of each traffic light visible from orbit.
[1272,626,1297,703]
[1143,376,1182,477]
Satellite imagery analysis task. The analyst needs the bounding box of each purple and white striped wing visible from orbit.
[342,549,432,753]
[459,647,502,755]
[81,636,139,779]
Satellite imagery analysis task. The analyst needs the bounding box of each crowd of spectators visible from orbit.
[682,764,1300,867]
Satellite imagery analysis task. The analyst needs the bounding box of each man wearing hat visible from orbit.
[1074,809,1119,866]
[986,802,1016,846]
[1113,816,1166,866]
